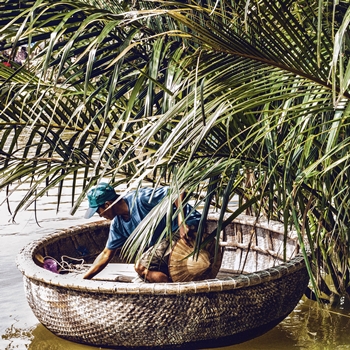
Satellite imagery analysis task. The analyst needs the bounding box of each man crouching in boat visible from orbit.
[83,183,201,282]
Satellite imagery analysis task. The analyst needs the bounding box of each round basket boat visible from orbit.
[16,213,309,349]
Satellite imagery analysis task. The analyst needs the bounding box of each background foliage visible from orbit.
[1,0,350,301]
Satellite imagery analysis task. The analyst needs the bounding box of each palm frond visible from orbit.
[1,0,350,298]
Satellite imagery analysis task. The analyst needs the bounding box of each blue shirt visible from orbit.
[106,187,201,250]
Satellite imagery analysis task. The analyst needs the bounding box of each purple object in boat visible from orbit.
[43,258,59,273]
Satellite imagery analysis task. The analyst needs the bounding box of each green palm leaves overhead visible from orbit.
[1,0,350,300]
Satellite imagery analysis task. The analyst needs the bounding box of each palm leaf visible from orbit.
[1,0,350,298]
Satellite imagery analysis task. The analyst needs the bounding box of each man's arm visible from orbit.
[83,247,116,279]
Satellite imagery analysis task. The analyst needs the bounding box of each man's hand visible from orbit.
[179,223,197,247]
[83,247,115,279]
[175,192,194,246]
[179,222,191,245]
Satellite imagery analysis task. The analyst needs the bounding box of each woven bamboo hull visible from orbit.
[17,213,309,348]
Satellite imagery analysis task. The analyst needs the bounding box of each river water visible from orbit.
[1,185,350,350]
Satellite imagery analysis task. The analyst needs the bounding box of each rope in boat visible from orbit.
[43,255,88,274]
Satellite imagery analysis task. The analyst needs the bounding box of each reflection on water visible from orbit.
[2,324,34,349]
[30,325,99,350]
[3,298,350,350]
[1,185,350,350]
[2,323,97,350]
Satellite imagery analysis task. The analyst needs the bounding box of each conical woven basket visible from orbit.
[169,236,222,282]
[17,213,309,348]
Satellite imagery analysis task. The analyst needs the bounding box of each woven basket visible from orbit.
[16,213,309,348]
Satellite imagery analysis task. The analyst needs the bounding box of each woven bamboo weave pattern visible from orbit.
[17,213,309,348]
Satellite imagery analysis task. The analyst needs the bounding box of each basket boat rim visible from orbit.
[16,213,307,295]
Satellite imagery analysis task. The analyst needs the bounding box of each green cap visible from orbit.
[84,182,117,218]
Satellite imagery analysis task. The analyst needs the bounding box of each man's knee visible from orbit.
[134,262,170,282]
